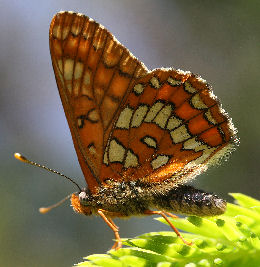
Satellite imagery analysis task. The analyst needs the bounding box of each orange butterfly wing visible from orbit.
[106,69,238,184]
[49,12,147,192]
[50,11,238,193]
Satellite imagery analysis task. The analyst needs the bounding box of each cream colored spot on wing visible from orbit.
[87,109,99,122]
[207,143,234,166]
[74,61,84,79]
[184,81,197,93]
[170,125,191,143]
[82,70,91,96]
[166,116,182,130]
[199,147,217,163]
[71,22,82,36]
[64,58,74,80]
[151,155,170,169]
[150,77,161,89]
[191,93,208,109]
[106,39,116,53]
[77,117,83,128]
[52,25,62,39]
[82,25,94,40]
[144,102,164,122]
[205,110,217,124]
[116,107,133,129]
[88,145,96,155]
[121,54,137,73]
[186,146,217,167]
[167,77,182,86]
[133,84,144,95]
[62,26,70,40]
[183,136,220,167]
[109,139,125,163]
[93,28,106,50]
[131,105,148,127]
[124,150,139,168]
[153,104,172,128]
[103,40,123,66]
[142,136,157,148]
[183,137,203,150]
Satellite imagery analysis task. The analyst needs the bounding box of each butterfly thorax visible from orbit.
[70,180,226,217]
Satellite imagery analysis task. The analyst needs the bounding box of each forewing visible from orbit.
[49,11,148,191]
[103,69,238,184]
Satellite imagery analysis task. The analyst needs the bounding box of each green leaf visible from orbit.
[76,193,260,267]
[229,193,260,208]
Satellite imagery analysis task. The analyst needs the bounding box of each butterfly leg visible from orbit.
[97,209,122,250]
[144,210,192,245]
[163,211,179,219]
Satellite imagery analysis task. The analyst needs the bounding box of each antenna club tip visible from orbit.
[39,207,50,214]
[14,152,28,163]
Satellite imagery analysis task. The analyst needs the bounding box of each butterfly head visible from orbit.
[71,189,93,216]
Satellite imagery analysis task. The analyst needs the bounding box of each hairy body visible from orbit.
[71,181,226,217]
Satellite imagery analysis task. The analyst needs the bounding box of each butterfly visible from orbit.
[47,11,238,250]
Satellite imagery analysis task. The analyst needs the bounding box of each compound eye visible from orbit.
[79,191,87,202]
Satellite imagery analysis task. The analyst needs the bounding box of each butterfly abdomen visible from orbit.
[153,184,226,216]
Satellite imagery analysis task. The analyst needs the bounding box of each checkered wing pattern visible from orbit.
[105,69,238,184]
[50,11,238,192]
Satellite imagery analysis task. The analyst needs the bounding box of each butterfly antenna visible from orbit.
[39,193,73,214]
[14,152,82,192]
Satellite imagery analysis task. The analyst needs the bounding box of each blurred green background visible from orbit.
[1,0,259,266]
